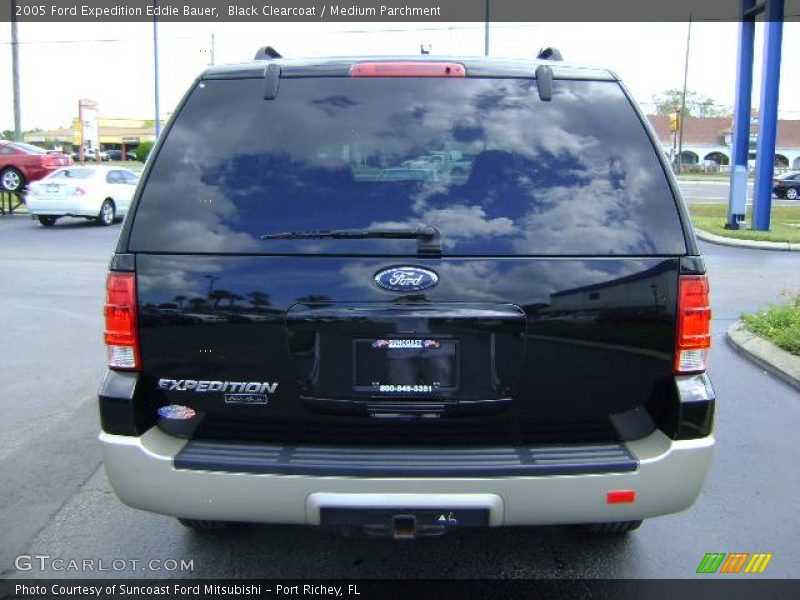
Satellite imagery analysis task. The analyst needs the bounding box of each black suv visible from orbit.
[99,53,714,538]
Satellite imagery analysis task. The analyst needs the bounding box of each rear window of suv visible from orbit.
[128,76,686,256]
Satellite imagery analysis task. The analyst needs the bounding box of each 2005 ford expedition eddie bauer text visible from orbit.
[99,50,714,538]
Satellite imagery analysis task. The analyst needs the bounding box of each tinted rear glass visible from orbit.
[129,77,685,256]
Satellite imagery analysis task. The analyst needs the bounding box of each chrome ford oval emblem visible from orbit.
[374,266,439,293]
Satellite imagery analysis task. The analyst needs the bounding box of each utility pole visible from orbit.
[153,1,162,138]
[78,100,84,163]
[211,33,215,66]
[676,15,692,175]
[11,0,22,141]
[670,106,680,170]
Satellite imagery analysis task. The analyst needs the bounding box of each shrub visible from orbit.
[742,291,800,356]
[136,141,154,162]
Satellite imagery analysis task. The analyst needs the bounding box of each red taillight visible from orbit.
[104,272,139,370]
[350,62,466,78]
[673,275,711,374]
[607,490,636,504]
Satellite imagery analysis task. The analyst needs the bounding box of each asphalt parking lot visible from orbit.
[0,213,799,579]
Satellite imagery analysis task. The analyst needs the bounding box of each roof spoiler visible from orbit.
[536,47,563,61]
[254,46,282,60]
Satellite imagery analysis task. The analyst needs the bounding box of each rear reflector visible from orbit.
[607,490,636,504]
[350,62,466,78]
[674,275,712,374]
[104,272,140,370]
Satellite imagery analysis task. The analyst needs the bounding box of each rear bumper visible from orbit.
[25,194,102,218]
[100,427,713,526]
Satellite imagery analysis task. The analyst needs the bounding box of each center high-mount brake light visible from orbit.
[350,62,466,78]
[104,272,140,370]
[674,275,711,374]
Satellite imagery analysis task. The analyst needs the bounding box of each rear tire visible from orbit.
[575,520,643,534]
[38,216,57,227]
[97,199,115,226]
[786,188,798,200]
[177,518,232,531]
[1,167,25,193]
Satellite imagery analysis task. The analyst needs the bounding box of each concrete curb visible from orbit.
[695,228,800,251]
[726,321,800,392]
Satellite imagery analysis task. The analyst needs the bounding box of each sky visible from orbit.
[1,20,800,131]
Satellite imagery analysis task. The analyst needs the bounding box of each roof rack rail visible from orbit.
[536,47,563,61]
[254,46,282,60]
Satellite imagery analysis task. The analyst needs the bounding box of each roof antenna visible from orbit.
[535,65,553,102]
[536,47,563,61]
[254,46,282,60]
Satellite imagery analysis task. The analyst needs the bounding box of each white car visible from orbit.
[25,166,139,227]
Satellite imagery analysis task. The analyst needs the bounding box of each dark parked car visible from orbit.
[106,149,139,162]
[0,141,73,193]
[99,53,714,538]
[773,171,800,199]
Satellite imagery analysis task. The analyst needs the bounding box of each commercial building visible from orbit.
[24,117,162,158]
[647,114,800,171]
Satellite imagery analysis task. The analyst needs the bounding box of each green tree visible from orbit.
[652,89,730,118]
[136,140,154,162]
[1,130,15,140]
[172,295,187,311]
[247,291,271,312]
[187,297,207,312]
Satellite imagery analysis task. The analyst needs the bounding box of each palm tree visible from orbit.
[173,295,187,311]
[187,297,207,312]
[247,291,271,312]
[227,293,244,309]
[209,289,234,310]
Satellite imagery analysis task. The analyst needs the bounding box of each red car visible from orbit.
[0,141,73,193]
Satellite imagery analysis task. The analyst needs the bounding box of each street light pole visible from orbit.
[676,15,692,175]
[153,1,162,138]
[11,0,22,141]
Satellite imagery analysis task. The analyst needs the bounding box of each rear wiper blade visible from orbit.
[261,226,442,255]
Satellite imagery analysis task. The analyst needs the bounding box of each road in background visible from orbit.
[0,215,798,579]
[677,179,796,206]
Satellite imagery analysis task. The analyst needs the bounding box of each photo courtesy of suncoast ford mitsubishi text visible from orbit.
[98,50,714,538]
